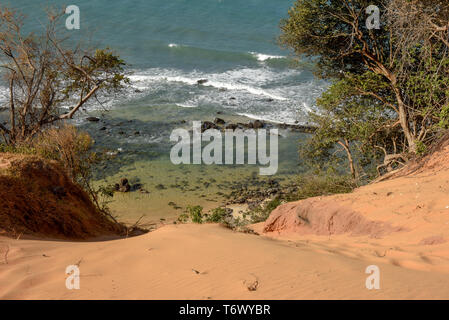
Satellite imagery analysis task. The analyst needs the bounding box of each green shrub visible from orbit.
[250,197,282,223]
[294,174,356,201]
[187,205,203,224]
[205,207,228,223]
[177,213,189,223]
[415,140,428,156]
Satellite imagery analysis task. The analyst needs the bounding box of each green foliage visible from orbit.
[281,0,449,176]
[415,140,428,156]
[302,73,395,179]
[280,0,385,79]
[177,213,189,223]
[439,104,449,129]
[294,175,356,200]
[250,197,282,223]
[186,205,204,224]
[205,207,228,223]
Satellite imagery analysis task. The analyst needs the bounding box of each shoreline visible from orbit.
[2,141,449,299]
[86,113,311,225]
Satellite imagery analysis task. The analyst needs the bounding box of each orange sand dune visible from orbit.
[2,141,449,299]
[1,223,449,299]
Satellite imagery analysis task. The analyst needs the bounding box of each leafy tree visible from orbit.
[0,7,128,145]
[280,0,449,168]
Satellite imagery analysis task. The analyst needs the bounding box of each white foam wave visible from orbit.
[236,112,298,125]
[168,43,180,48]
[176,103,197,108]
[128,68,289,101]
[249,52,285,62]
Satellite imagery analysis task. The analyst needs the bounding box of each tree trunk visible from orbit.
[9,78,15,144]
[338,139,357,180]
[393,87,416,153]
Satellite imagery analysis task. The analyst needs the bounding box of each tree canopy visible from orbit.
[280,0,449,179]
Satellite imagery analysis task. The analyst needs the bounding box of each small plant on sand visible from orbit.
[187,205,204,224]
[250,197,282,223]
[294,174,356,200]
[177,213,189,223]
[205,207,228,223]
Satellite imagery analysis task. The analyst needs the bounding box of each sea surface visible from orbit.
[0,0,328,223]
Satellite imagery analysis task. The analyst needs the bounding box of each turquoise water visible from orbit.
[2,0,327,123]
[0,0,328,223]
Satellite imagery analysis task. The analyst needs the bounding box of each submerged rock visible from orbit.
[201,121,220,132]
[214,118,226,125]
[116,178,131,193]
[225,123,238,130]
[253,120,264,129]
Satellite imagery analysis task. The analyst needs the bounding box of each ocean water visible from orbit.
[1,0,328,223]
[2,0,327,124]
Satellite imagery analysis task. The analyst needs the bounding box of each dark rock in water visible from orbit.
[201,121,220,132]
[253,120,264,129]
[214,118,225,125]
[99,127,107,131]
[290,124,317,133]
[225,123,238,130]
[118,131,125,135]
[134,131,140,135]
[197,79,208,85]
[217,111,223,115]
[230,97,236,100]
[266,98,274,102]
[117,178,131,193]
[272,122,317,133]
[86,117,100,122]
[134,89,142,93]
[237,122,252,129]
